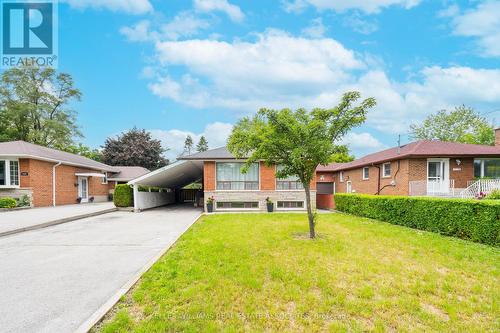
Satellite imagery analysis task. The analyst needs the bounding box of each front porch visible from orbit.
[409,179,500,199]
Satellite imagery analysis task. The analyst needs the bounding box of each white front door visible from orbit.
[78,177,89,203]
[427,159,450,194]
[346,181,352,193]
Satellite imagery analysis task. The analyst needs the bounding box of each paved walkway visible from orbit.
[0,202,116,236]
[0,205,202,333]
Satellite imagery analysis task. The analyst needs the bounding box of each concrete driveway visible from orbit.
[0,202,116,236]
[0,205,201,333]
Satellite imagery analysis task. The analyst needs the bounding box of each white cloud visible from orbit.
[437,4,460,18]
[282,0,421,14]
[342,132,387,156]
[343,13,378,34]
[137,29,500,135]
[450,1,500,57]
[194,0,244,22]
[63,0,152,14]
[302,18,327,38]
[121,13,210,42]
[120,20,154,42]
[161,12,211,40]
[149,122,233,160]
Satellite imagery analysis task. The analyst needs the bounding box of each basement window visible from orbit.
[277,201,304,209]
[216,202,259,209]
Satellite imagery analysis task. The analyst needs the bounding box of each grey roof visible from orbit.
[179,146,240,160]
[0,140,119,172]
[108,166,150,181]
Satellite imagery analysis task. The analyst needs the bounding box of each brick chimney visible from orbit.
[496,128,500,146]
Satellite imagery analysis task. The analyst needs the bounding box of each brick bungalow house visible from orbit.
[316,130,500,209]
[0,141,149,207]
[179,147,317,212]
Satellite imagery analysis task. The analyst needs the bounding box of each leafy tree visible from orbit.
[330,145,355,163]
[228,91,376,238]
[65,143,102,162]
[410,106,494,145]
[183,135,194,155]
[196,136,209,152]
[0,65,82,149]
[102,128,168,170]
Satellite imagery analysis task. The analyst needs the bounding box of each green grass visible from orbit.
[98,213,500,332]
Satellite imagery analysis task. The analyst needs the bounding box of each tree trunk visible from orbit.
[304,184,316,239]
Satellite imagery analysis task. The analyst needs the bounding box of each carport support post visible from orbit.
[133,184,140,213]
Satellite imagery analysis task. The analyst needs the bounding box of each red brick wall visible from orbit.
[203,161,316,192]
[260,162,276,190]
[316,172,335,183]
[329,157,476,197]
[18,158,111,207]
[333,160,412,196]
[449,158,474,188]
[204,161,216,191]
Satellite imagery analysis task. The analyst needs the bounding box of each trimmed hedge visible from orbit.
[335,194,500,246]
[113,184,134,207]
[0,197,17,209]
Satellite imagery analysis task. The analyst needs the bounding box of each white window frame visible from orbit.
[382,163,391,178]
[0,158,20,189]
[101,172,108,185]
[215,161,260,192]
[362,167,369,180]
[339,171,344,183]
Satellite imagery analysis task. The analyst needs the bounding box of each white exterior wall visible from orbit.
[135,190,175,211]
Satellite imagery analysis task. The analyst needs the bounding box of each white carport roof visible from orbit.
[128,160,203,188]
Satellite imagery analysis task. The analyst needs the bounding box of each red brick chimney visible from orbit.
[496,128,500,146]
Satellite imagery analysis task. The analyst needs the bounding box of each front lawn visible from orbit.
[98,213,500,332]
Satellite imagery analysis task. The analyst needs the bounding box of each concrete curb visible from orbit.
[76,212,203,333]
[0,208,118,238]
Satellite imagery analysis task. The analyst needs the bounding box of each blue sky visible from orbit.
[54,0,500,159]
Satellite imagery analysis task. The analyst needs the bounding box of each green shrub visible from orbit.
[335,194,500,246]
[485,189,500,200]
[113,185,134,207]
[0,197,17,209]
[17,195,31,207]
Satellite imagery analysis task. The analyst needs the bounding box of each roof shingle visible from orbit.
[317,140,500,172]
[0,141,119,172]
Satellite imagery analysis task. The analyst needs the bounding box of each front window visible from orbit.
[216,162,259,190]
[474,159,500,178]
[0,160,20,187]
[0,161,5,186]
[340,172,344,182]
[102,172,108,184]
[276,165,303,190]
[9,161,19,186]
[363,167,369,180]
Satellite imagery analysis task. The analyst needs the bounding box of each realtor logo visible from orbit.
[1,0,58,67]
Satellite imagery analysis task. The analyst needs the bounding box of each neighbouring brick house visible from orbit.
[179,147,317,212]
[316,131,500,209]
[0,141,149,207]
